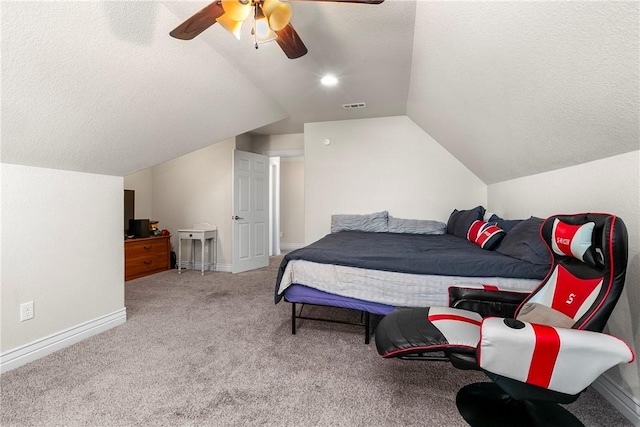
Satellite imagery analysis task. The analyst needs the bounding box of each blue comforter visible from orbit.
[275,231,550,303]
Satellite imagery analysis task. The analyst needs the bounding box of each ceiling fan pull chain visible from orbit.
[253,3,259,49]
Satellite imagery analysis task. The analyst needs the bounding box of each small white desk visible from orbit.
[177,224,217,275]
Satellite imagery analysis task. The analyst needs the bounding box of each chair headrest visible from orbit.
[535,213,628,332]
[549,218,601,268]
[541,213,627,273]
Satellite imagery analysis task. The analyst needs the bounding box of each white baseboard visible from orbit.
[592,373,640,426]
[280,243,304,252]
[177,261,231,272]
[0,308,127,373]
[214,263,232,272]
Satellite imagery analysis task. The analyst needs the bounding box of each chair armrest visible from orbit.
[448,287,529,318]
[478,317,635,395]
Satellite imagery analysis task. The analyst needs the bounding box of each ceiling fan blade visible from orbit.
[169,2,225,40]
[290,0,384,4]
[275,24,308,59]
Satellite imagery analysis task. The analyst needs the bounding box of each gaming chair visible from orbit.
[375,213,634,426]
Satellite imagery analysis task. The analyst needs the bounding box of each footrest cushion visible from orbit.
[375,307,482,358]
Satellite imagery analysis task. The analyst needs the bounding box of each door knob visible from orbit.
[233,216,244,220]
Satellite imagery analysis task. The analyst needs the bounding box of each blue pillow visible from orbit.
[496,217,551,266]
[488,214,524,233]
[446,206,486,238]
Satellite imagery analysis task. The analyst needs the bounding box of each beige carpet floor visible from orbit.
[0,256,631,426]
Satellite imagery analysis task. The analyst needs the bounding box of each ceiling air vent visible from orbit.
[342,102,366,110]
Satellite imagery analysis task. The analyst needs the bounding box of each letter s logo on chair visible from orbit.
[566,293,576,304]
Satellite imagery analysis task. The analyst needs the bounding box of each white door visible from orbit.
[232,150,269,273]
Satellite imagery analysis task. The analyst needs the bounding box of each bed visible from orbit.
[274,209,552,343]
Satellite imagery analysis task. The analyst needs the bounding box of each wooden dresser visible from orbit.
[124,235,171,281]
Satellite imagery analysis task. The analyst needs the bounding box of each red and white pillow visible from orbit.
[551,219,598,266]
[467,220,506,250]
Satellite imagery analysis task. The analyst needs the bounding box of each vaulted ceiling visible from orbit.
[2,1,638,184]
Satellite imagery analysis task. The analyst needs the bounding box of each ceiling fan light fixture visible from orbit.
[254,6,277,43]
[221,0,252,22]
[217,13,244,40]
[266,1,293,32]
[262,0,279,16]
[170,0,385,59]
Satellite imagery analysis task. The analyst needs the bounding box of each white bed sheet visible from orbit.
[278,259,541,308]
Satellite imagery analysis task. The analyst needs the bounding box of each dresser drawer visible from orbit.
[125,252,169,279]
[125,241,168,258]
[124,235,170,281]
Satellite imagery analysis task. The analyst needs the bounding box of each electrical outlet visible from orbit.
[279,232,285,238]
[20,301,34,322]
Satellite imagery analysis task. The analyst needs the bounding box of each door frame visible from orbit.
[269,157,281,256]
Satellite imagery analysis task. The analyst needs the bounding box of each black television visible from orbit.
[129,219,150,238]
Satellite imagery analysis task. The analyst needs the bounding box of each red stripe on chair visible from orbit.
[553,220,579,257]
[526,324,561,388]
[551,265,602,318]
[428,314,481,326]
[483,285,499,291]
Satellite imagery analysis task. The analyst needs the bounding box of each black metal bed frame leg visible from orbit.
[365,311,370,344]
[291,302,296,335]
[289,302,374,344]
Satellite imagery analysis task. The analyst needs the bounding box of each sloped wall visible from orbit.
[407,1,639,185]
[304,116,487,244]
[2,2,286,177]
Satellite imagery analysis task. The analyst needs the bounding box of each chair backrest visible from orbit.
[515,213,628,332]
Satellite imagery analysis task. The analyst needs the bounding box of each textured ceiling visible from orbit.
[2,1,638,183]
[162,0,416,135]
[1,1,287,176]
[408,1,639,184]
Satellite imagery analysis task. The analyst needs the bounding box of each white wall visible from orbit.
[304,116,487,244]
[1,164,125,357]
[488,150,640,412]
[150,138,235,270]
[251,133,304,156]
[280,159,305,250]
[123,168,153,220]
[235,133,253,152]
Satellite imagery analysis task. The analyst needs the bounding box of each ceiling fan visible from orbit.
[170,0,385,59]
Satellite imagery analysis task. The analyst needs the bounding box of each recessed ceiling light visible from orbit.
[320,74,338,87]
